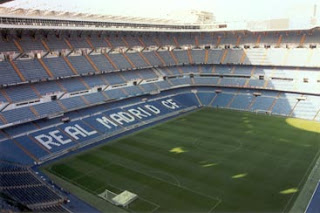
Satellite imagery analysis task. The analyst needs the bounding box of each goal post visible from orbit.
[98,189,117,201]
[98,189,138,208]
[255,110,272,116]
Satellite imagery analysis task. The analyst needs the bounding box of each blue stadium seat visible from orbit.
[0,61,22,85]
[42,57,74,77]
[211,93,234,107]
[197,93,216,106]
[68,56,95,74]
[142,51,163,66]
[5,85,39,103]
[126,52,148,68]
[90,54,114,71]
[15,59,49,81]
[108,53,132,70]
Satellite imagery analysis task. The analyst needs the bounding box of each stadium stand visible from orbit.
[0,60,22,85]
[0,23,320,213]
[0,161,65,210]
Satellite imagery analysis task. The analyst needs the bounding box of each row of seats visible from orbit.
[0,67,159,103]
[0,93,199,164]
[2,48,320,86]
[198,89,320,120]
[2,62,318,103]
[1,30,320,52]
[0,65,319,125]
[2,87,320,166]
[0,162,64,208]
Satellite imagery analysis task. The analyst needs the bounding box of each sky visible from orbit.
[2,0,320,23]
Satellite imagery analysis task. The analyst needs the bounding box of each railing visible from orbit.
[0,16,209,32]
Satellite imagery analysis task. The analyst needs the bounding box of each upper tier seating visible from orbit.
[158,51,176,66]
[173,50,190,65]
[2,30,320,55]
[108,53,132,70]
[224,49,245,64]
[191,50,205,64]
[0,61,21,85]
[138,69,158,80]
[19,37,45,52]
[45,35,69,50]
[59,78,88,93]
[177,34,195,46]
[15,59,49,81]
[42,57,74,77]
[157,35,175,46]
[194,77,219,85]
[198,33,214,46]
[0,39,19,52]
[141,35,158,47]
[239,33,258,46]
[104,72,126,85]
[33,101,63,117]
[124,35,141,47]
[126,52,149,68]
[82,75,106,88]
[89,35,109,48]
[33,81,62,96]
[2,107,36,123]
[142,51,163,67]
[207,50,223,64]
[60,96,87,110]
[107,35,126,48]
[0,62,318,127]
[220,33,238,46]
[220,77,246,87]
[90,54,114,71]
[121,70,140,81]
[68,56,95,74]
[5,84,39,103]
[68,35,91,49]
[82,92,106,104]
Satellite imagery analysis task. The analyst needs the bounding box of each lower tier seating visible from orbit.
[1,86,319,167]
[0,162,64,210]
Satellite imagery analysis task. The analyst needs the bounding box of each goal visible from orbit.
[98,189,138,207]
[255,110,272,115]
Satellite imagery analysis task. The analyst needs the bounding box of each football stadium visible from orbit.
[0,0,320,212]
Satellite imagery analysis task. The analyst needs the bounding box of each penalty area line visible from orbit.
[208,198,222,213]
[114,162,221,211]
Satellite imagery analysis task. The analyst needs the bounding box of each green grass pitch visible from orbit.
[43,108,320,212]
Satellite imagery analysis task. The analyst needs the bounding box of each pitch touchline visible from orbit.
[283,147,320,213]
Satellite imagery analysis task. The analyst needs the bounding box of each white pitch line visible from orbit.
[208,198,222,213]
[148,170,181,187]
[115,162,221,203]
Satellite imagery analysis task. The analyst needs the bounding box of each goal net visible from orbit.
[98,189,117,201]
[255,110,272,115]
[98,189,138,207]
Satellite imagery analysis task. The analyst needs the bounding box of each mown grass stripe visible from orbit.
[43,108,320,213]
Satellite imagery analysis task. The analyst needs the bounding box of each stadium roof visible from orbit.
[0,3,184,25]
[0,0,319,31]
[2,0,319,23]
[0,0,12,4]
